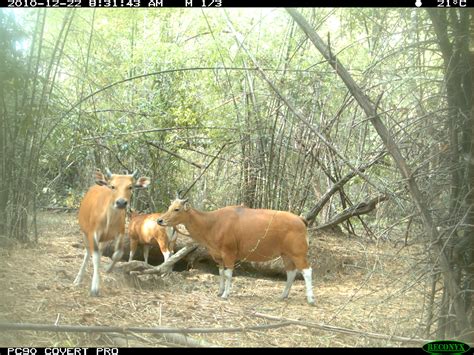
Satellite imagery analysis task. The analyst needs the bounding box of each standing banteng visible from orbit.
[128,211,176,264]
[157,198,315,305]
[74,169,150,296]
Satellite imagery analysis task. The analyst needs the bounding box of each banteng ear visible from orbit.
[183,202,190,211]
[94,171,108,186]
[134,177,151,189]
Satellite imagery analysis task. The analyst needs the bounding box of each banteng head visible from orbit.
[157,198,190,226]
[95,168,150,210]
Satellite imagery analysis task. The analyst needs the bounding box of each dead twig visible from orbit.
[252,312,432,345]
[316,195,388,230]
[0,320,294,335]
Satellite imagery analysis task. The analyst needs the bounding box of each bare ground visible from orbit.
[0,212,430,347]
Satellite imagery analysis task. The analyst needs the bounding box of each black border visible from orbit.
[0,347,432,352]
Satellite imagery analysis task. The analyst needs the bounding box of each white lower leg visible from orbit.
[280,269,297,300]
[162,249,170,262]
[112,236,123,261]
[106,235,123,272]
[221,269,233,299]
[74,250,90,285]
[217,268,225,296]
[128,249,135,262]
[143,245,150,264]
[90,249,101,296]
[112,249,123,261]
[302,267,315,305]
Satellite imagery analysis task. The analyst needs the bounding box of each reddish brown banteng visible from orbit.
[128,211,177,264]
[157,198,315,305]
[75,169,150,296]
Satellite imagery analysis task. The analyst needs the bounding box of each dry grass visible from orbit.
[0,212,429,347]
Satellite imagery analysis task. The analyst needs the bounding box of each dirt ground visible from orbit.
[0,211,431,347]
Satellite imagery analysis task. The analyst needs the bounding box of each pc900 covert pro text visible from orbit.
[7,348,119,355]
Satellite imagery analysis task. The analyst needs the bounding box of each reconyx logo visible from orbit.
[422,341,471,355]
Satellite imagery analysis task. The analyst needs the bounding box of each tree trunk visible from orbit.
[286,8,472,340]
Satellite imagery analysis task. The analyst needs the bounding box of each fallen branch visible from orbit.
[157,333,218,347]
[110,331,218,348]
[114,244,199,275]
[115,260,150,273]
[253,312,432,345]
[304,153,386,224]
[140,244,199,274]
[0,320,294,335]
[316,195,388,230]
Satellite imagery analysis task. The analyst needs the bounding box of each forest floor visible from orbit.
[0,211,431,348]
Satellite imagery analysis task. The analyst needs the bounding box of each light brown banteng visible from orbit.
[75,169,150,296]
[128,211,176,264]
[157,198,315,305]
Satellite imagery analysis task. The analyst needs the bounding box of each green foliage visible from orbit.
[2,8,460,237]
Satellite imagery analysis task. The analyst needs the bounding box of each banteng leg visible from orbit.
[90,232,101,297]
[157,235,171,263]
[280,255,297,300]
[302,267,315,306]
[221,269,233,299]
[217,267,225,297]
[74,235,90,286]
[128,238,138,262]
[290,240,315,306]
[143,244,150,264]
[220,254,236,299]
[106,234,124,273]
[214,257,226,297]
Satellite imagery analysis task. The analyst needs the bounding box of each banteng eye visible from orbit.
[174,208,180,212]
[110,185,116,190]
